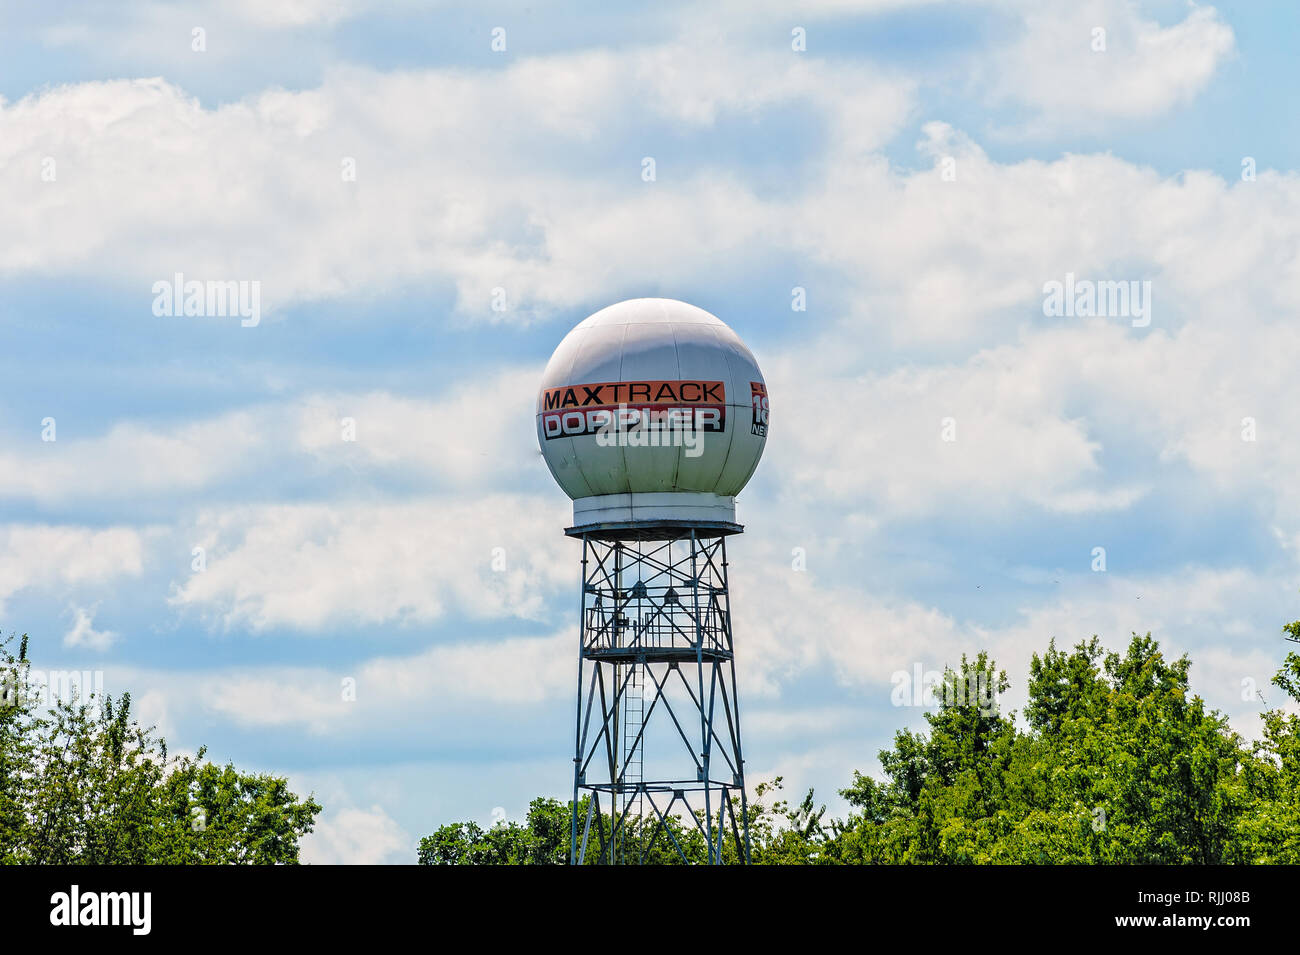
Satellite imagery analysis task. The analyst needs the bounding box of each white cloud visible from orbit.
[169,496,570,631]
[734,551,1296,738]
[792,122,1300,349]
[754,123,1300,523]
[0,524,145,613]
[0,367,544,506]
[63,606,117,651]
[768,339,1126,518]
[294,371,540,485]
[733,559,975,696]
[0,15,1259,345]
[0,412,268,504]
[985,0,1235,125]
[0,47,911,319]
[113,630,572,736]
[745,705,872,739]
[225,0,375,27]
[300,804,410,865]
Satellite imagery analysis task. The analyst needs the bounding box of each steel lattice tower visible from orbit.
[569,526,750,864]
[533,298,769,866]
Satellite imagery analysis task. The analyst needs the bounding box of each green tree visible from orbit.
[833,634,1270,864]
[417,628,1300,865]
[1231,650,1300,862]
[0,633,321,864]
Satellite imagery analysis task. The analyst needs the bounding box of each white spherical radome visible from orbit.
[536,298,769,531]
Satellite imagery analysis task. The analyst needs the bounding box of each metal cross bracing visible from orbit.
[569,529,751,864]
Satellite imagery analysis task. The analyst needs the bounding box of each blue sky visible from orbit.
[2,0,1298,862]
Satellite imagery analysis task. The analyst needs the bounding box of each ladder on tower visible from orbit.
[621,661,645,859]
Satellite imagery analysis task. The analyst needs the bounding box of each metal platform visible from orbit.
[565,518,743,541]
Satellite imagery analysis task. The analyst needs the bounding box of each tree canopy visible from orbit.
[419,629,1300,864]
[0,633,321,864]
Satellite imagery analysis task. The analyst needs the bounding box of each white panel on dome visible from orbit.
[537,324,585,397]
[581,298,724,327]
[670,321,731,491]
[717,419,765,496]
[620,319,680,378]
[568,321,626,381]
[710,323,755,496]
[620,321,683,492]
[715,336,767,496]
[536,324,594,499]
[537,419,595,499]
[623,298,675,324]
[650,300,720,325]
[565,321,629,495]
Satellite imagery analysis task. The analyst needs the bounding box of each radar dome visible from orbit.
[536,298,769,533]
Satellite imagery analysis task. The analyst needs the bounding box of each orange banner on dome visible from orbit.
[540,380,725,411]
[539,379,728,440]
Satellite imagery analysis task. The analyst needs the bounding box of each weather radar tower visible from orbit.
[536,298,769,864]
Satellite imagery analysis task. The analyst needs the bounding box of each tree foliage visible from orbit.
[419,630,1300,864]
[0,633,321,864]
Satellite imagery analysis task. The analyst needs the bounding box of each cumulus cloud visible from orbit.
[0,367,544,507]
[0,412,269,504]
[11,73,1294,532]
[984,0,1235,126]
[107,629,572,738]
[0,525,145,614]
[169,496,570,631]
[790,121,1300,350]
[746,119,1300,526]
[769,339,1126,518]
[63,606,118,651]
[0,45,911,319]
[293,370,540,485]
[300,804,410,865]
[225,0,376,28]
[733,549,1293,738]
[769,311,1300,526]
[728,552,975,698]
[0,14,1262,347]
